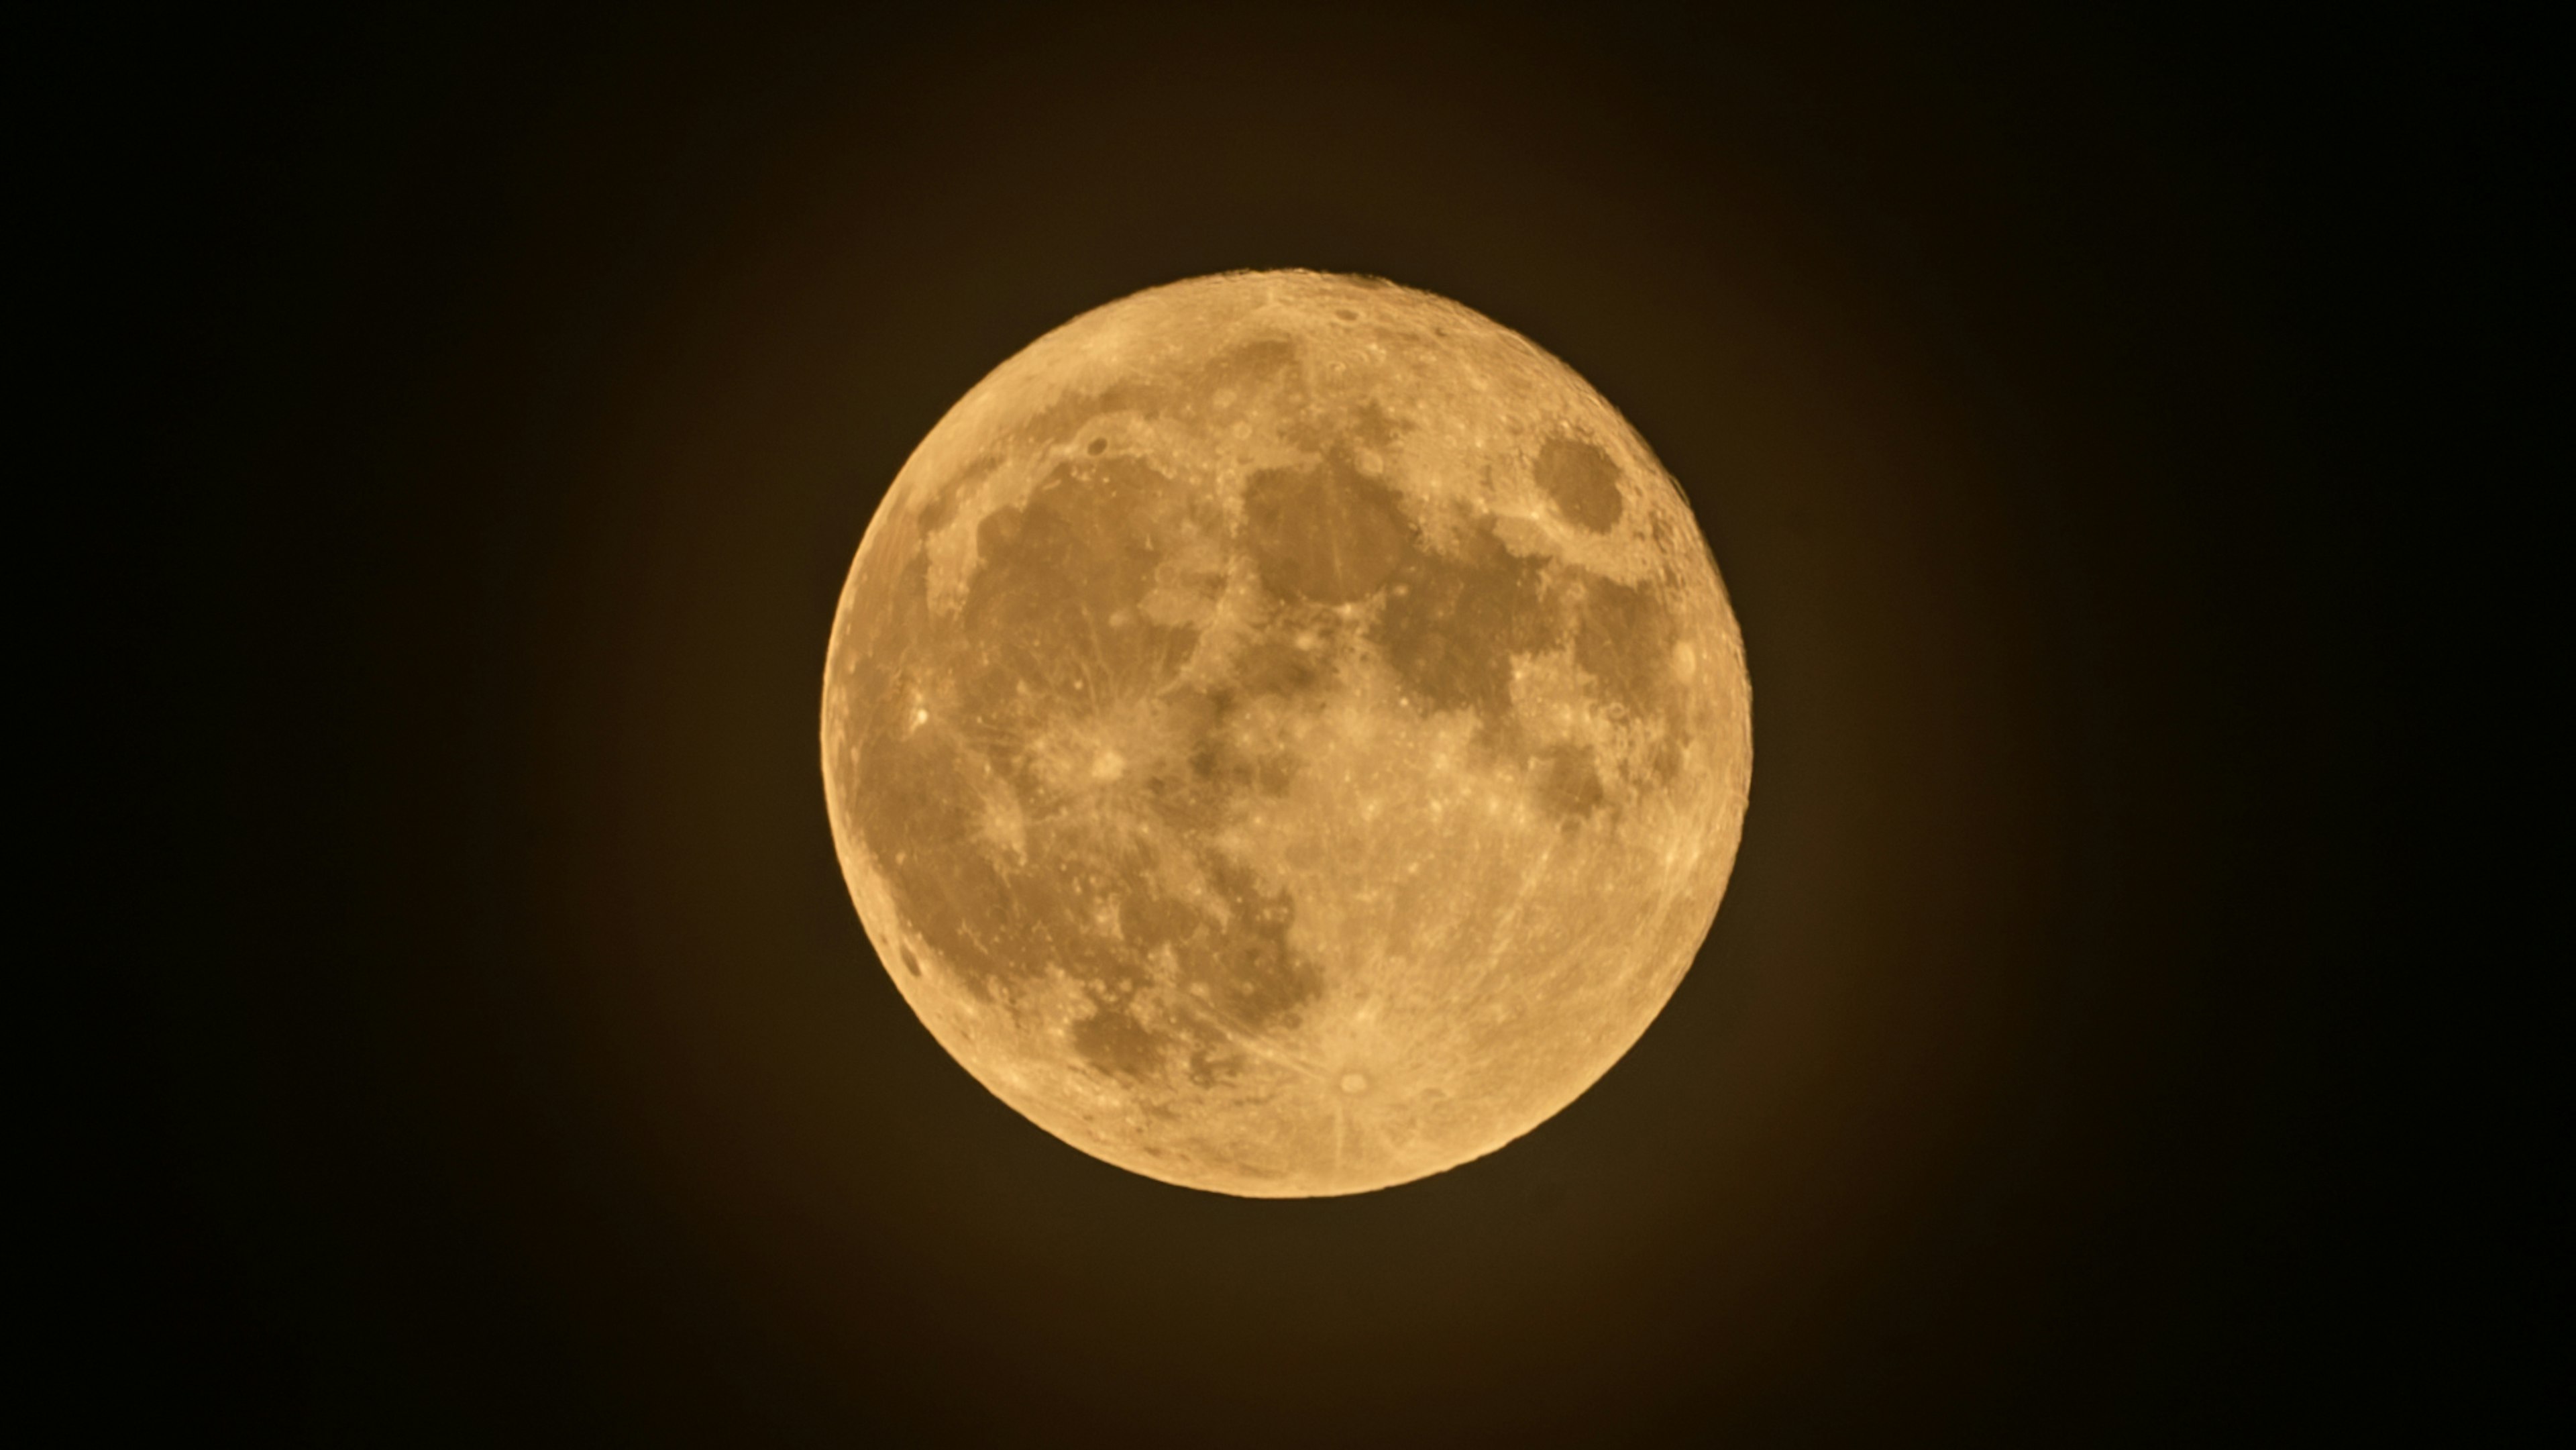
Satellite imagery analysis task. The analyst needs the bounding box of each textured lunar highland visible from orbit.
[822,271,1750,1196]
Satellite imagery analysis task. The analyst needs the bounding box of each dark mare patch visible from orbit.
[1535,436,1624,532]
[1532,743,1608,823]
[1191,337,1301,403]
[1373,515,1557,741]
[840,450,1324,1082]
[1242,453,1413,606]
[1071,1003,1168,1078]
[1570,572,1686,789]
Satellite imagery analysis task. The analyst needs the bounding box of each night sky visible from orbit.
[119,2,2489,1442]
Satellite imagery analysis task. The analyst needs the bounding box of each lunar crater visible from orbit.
[824,270,1748,1196]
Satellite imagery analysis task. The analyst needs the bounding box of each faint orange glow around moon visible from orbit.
[822,271,1750,1196]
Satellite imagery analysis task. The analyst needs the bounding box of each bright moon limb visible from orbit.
[821,270,1750,1196]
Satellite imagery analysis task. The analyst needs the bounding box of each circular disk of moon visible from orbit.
[822,270,1750,1196]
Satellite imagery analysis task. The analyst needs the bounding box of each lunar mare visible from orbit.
[822,270,1750,1196]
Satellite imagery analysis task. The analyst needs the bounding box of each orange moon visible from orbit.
[822,271,1750,1196]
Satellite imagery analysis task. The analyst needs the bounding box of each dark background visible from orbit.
[105,1,2505,1442]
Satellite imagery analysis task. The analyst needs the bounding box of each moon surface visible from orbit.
[822,270,1750,1196]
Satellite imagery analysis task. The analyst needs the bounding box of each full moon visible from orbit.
[822,271,1750,1196]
